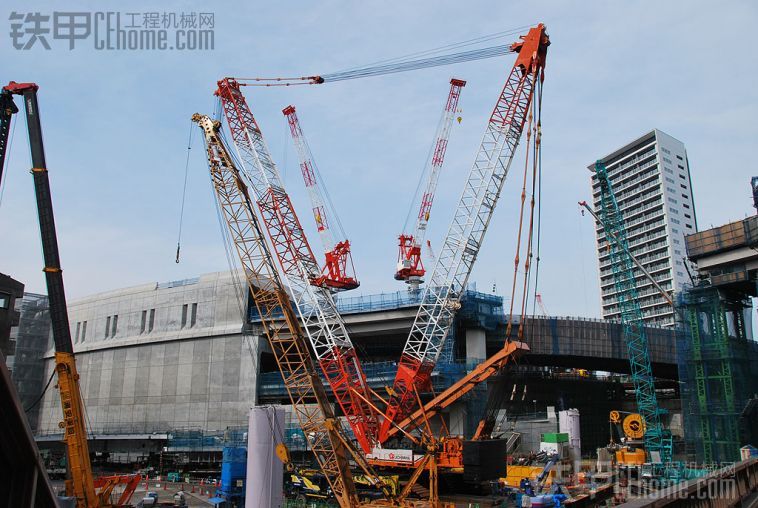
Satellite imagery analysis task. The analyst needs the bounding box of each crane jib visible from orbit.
[380,24,549,443]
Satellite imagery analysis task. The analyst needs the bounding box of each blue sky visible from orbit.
[1,1,756,319]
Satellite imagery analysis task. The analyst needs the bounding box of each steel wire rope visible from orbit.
[530,79,544,319]
[24,369,56,412]
[518,73,542,340]
[0,114,18,209]
[321,45,516,83]
[505,88,535,337]
[175,121,195,263]
[328,26,532,76]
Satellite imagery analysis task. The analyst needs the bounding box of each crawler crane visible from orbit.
[380,23,550,442]
[215,79,379,454]
[192,113,391,507]
[579,160,676,480]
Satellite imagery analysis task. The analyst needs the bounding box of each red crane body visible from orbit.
[380,25,549,442]
[396,78,466,288]
[215,79,378,454]
[283,105,359,291]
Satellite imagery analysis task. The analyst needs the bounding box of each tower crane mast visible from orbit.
[192,113,361,507]
[282,105,359,291]
[214,79,379,454]
[396,78,466,289]
[380,25,550,441]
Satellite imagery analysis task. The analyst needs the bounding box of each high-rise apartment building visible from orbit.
[590,129,697,327]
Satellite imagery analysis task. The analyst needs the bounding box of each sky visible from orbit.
[1,1,757,320]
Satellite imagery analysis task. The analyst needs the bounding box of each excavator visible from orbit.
[0,82,140,507]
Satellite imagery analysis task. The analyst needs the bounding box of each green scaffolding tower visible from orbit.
[594,160,672,467]
[679,284,755,464]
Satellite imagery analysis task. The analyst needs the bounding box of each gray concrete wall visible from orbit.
[35,271,261,436]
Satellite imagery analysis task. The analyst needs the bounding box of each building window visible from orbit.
[661,147,671,154]
[105,316,111,338]
[674,249,681,255]
[680,184,687,190]
[665,176,675,184]
[664,167,673,174]
[666,186,676,193]
[672,228,679,234]
[681,194,689,199]
[683,203,690,209]
[677,164,685,170]
[75,322,81,343]
[181,304,188,328]
[111,315,118,337]
[668,197,678,204]
[686,224,693,229]
[677,271,684,277]
[673,238,680,245]
[669,207,679,214]
[684,213,691,219]
[148,309,155,333]
[191,303,198,328]
[676,155,683,161]
[81,321,87,341]
[140,310,147,334]
[0,292,9,309]
[671,218,680,225]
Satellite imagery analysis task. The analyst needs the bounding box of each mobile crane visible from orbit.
[1,82,140,507]
[579,160,675,480]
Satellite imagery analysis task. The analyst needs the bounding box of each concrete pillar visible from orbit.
[246,407,284,507]
[448,403,467,437]
[465,328,486,363]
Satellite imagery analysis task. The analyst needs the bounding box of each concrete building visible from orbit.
[0,273,24,358]
[25,270,682,466]
[6,293,51,432]
[590,129,697,327]
[35,271,261,437]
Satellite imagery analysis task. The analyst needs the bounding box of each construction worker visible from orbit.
[173,490,187,507]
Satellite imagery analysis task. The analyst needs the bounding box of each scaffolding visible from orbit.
[678,284,758,464]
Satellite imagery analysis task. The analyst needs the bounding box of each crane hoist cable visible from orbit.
[0,107,18,208]
[175,120,195,263]
[231,26,536,87]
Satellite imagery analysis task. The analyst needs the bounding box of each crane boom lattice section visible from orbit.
[215,79,379,454]
[380,25,549,441]
[192,114,358,507]
[283,105,359,291]
[396,78,466,287]
[593,160,671,466]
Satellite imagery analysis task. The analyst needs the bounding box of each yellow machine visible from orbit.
[609,411,647,467]
[1,82,140,508]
